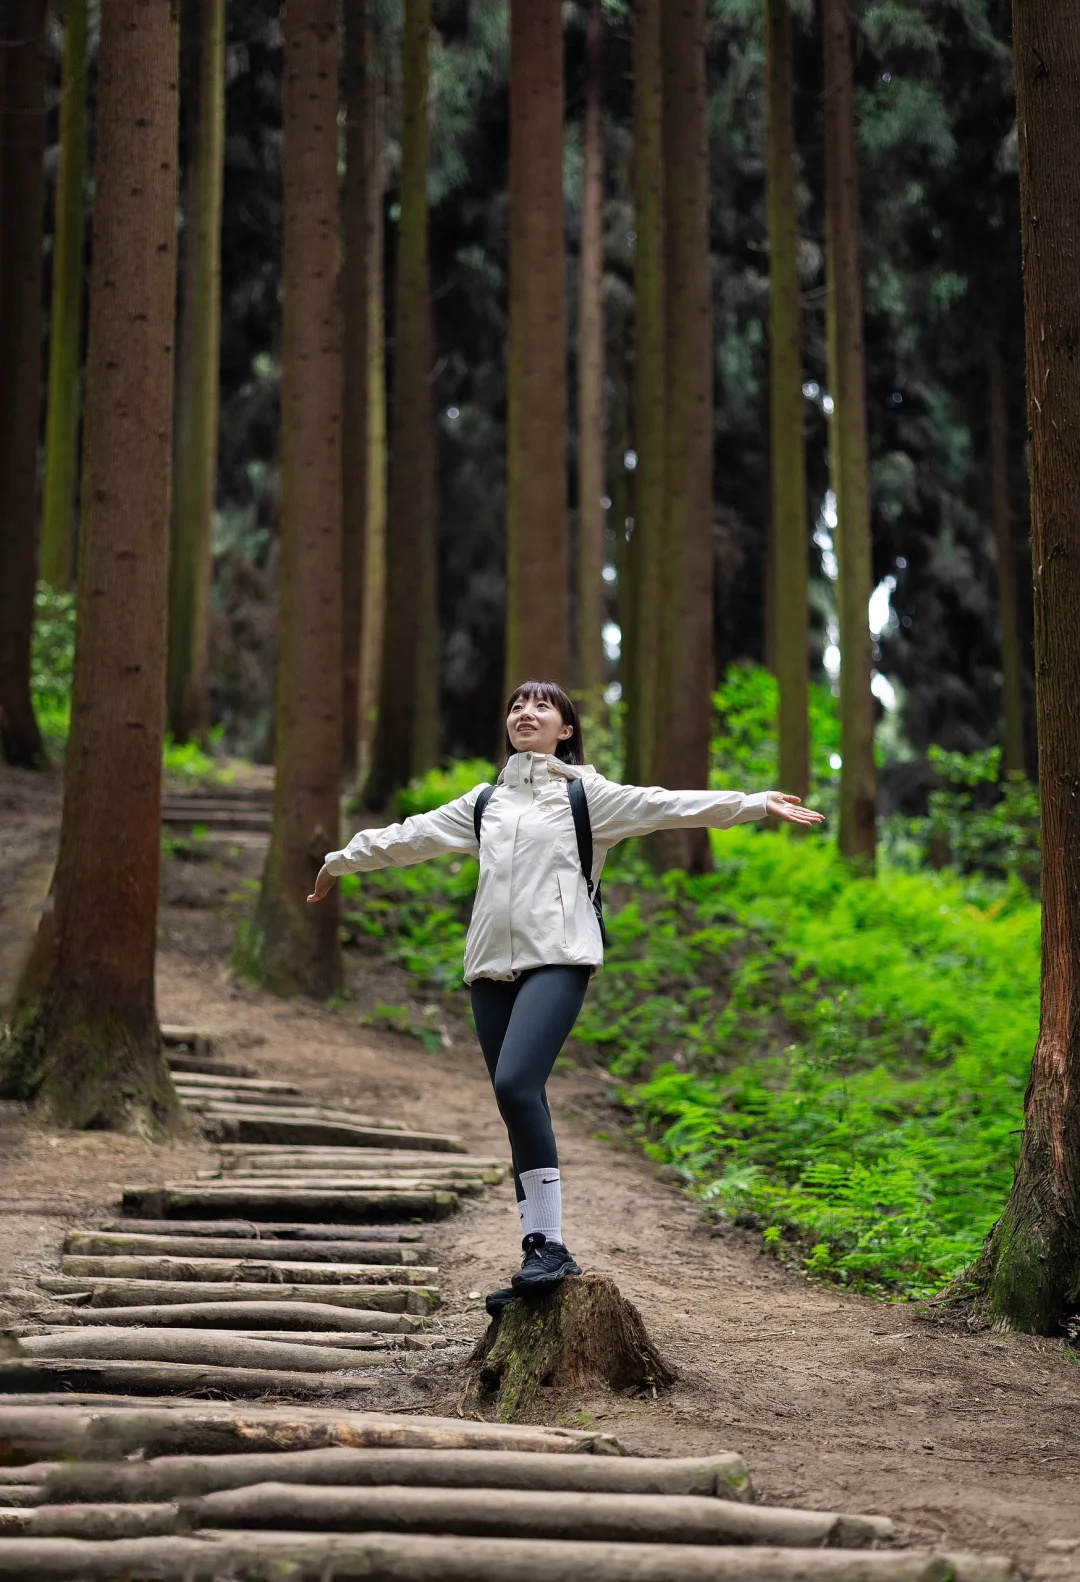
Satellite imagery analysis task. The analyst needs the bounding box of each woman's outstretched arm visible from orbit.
[307,785,484,903]
[584,778,824,847]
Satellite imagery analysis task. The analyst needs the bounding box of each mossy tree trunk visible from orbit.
[39,0,88,593]
[254,0,343,997]
[765,0,809,805]
[342,0,374,780]
[359,62,388,784]
[167,0,226,745]
[823,0,876,870]
[363,0,435,809]
[986,334,1027,780]
[1,0,184,1131]
[624,0,664,786]
[652,0,713,873]
[0,0,47,769]
[576,0,606,709]
[504,0,571,694]
[967,0,1080,1335]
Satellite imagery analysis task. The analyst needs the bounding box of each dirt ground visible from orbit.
[0,763,1076,1580]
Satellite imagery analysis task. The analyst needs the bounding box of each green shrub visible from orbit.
[30,584,76,750]
[884,746,1040,889]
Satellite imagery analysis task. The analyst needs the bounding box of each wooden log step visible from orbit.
[120,1187,459,1222]
[65,1234,431,1265]
[0,1486,42,1507]
[167,1056,256,1078]
[199,1116,467,1151]
[38,1278,436,1314]
[96,1220,426,1242]
[10,1327,437,1352]
[183,1483,893,1547]
[44,1447,751,1505]
[182,1097,399,1121]
[15,1331,393,1372]
[189,1174,491,1194]
[24,1502,178,1539]
[21,1301,425,1332]
[161,1024,214,1052]
[215,1149,509,1171]
[171,1073,303,1095]
[163,807,272,829]
[0,1359,376,1399]
[0,1511,30,1536]
[0,1405,621,1464]
[58,1255,438,1287]
[0,1533,1015,1581]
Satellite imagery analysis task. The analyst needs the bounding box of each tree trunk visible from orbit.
[39,0,88,592]
[765,0,809,804]
[652,0,713,872]
[254,0,343,996]
[607,308,633,746]
[0,0,183,1130]
[576,0,606,707]
[0,0,46,769]
[986,335,1027,779]
[504,0,570,694]
[363,0,434,809]
[342,0,374,778]
[968,0,1080,1334]
[166,0,225,745]
[823,0,876,868]
[624,0,664,785]
[359,141,388,782]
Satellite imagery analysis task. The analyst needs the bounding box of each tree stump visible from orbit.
[464,1274,675,1422]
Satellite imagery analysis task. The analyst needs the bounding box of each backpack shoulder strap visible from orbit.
[473,784,495,846]
[567,777,594,893]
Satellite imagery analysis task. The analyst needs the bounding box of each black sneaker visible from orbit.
[510,1232,581,1294]
[484,1285,517,1318]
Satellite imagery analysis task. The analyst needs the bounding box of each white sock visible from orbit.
[516,1199,525,1230]
[518,1167,562,1244]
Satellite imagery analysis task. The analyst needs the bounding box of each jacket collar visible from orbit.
[498,752,590,788]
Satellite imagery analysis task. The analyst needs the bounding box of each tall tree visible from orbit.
[39,0,88,592]
[254,0,343,997]
[986,334,1026,778]
[576,0,606,706]
[653,0,713,871]
[363,0,434,808]
[342,0,374,778]
[0,0,46,768]
[822,0,876,867]
[968,0,1080,1335]
[1,0,182,1129]
[624,0,664,785]
[167,0,226,744]
[504,0,570,694]
[765,0,809,804]
[359,97,388,782]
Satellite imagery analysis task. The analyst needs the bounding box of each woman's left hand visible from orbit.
[766,792,826,826]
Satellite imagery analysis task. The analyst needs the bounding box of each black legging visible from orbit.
[470,965,591,1200]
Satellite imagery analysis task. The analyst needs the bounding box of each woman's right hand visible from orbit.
[307,865,337,904]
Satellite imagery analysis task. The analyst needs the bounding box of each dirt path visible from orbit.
[0,765,1075,1579]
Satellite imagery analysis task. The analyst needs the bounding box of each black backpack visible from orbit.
[473,777,606,948]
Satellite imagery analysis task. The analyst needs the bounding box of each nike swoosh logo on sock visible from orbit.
[541,1178,559,1185]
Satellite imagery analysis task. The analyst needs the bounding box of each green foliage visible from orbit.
[364,1001,451,1055]
[395,758,496,817]
[30,583,75,749]
[884,747,1040,889]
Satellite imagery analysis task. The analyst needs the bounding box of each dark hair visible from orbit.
[505,681,586,766]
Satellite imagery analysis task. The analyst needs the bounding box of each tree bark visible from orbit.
[35,1300,421,1332]
[0,0,183,1130]
[652,0,713,872]
[254,0,343,996]
[39,0,88,592]
[39,1276,434,1313]
[0,0,46,768]
[65,1233,427,1264]
[1,1358,375,1401]
[16,1330,388,1372]
[342,0,373,777]
[970,0,1080,1334]
[576,0,606,706]
[823,0,876,868]
[765,0,809,803]
[363,0,435,808]
[166,0,225,744]
[359,84,388,782]
[986,335,1027,778]
[504,0,571,693]
[624,0,665,785]
[56,1254,435,1285]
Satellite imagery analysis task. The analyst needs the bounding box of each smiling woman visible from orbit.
[308,678,823,1316]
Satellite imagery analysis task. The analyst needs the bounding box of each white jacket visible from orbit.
[325,751,772,984]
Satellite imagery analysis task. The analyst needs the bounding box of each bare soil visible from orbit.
[0,763,1076,1580]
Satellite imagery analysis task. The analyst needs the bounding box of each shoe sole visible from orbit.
[511,1263,581,1294]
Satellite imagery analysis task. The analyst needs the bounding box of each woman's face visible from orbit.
[506,692,573,758]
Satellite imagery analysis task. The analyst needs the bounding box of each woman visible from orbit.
[309,680,823,1314]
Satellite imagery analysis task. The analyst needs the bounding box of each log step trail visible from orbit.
[0,1026,1015,1579]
